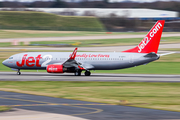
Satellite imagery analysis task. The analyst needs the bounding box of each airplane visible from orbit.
[2,20,173,76]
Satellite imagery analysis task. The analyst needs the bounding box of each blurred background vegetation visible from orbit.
[0,0,180,32]
[0,11,104,31]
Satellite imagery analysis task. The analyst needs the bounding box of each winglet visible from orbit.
[69,47,78,60]
[123,20,165,53]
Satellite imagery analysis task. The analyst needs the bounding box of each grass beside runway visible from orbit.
[0,30,109,39]
[93,62,180,74]
[1,36,180,47]
[159,48,180,51]
[0,30,146,39]
[0,81,180,112]
[0,106,11,112]
[0,30,179,39]
[30,36,180,47]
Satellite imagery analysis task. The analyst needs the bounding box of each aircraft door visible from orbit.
[15,54,22,67]
[14,54,20,67]
[129,55,134,63]
[12,57,15,67]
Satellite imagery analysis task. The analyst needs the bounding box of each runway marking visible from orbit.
[1,103,108,107]
[0,96,104,116]
[69,105,103,116]
[42,76,57,77]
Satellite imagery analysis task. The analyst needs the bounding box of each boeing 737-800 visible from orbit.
[2,20,171,76]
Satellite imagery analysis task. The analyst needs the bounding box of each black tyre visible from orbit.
[17,72,21,75]
[85,71,91,76]
[74,71,81,76]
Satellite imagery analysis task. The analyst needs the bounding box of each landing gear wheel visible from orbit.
[74,70,81,76]
[85,71,91,76]
[17,71,21,75]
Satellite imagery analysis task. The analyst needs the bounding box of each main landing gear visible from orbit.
[74,70,81,76]
[84,71,91,76]
[17,69,21,75]
[74,70,91,76]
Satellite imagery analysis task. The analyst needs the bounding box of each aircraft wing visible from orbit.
[62,48,88,70]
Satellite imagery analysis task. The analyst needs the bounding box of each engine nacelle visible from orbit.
[46,64,64,73]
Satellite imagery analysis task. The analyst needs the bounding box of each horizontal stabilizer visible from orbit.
[158,52,176,56]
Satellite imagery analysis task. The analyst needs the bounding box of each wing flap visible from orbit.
[81,63,94,70]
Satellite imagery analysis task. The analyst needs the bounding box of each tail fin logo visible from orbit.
[123,20,165,53]
[138,22,163,53]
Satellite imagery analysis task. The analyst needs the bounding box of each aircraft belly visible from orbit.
[89,61,128,70]
[90,57,157,70]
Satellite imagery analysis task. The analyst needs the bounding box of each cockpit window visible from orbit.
[9,57,13,59]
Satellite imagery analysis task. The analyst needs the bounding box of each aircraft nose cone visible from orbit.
[2,59,7,66]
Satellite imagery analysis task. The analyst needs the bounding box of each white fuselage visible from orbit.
[3,52,159,70]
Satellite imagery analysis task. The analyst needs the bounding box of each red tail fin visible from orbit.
[123,20,165,53]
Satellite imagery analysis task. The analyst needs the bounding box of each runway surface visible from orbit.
[0,72,180,82]
[0,91,180,120]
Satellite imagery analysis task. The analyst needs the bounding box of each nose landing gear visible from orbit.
[17,70,21,75]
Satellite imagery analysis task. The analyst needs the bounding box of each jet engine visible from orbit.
[46,64,64,73]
